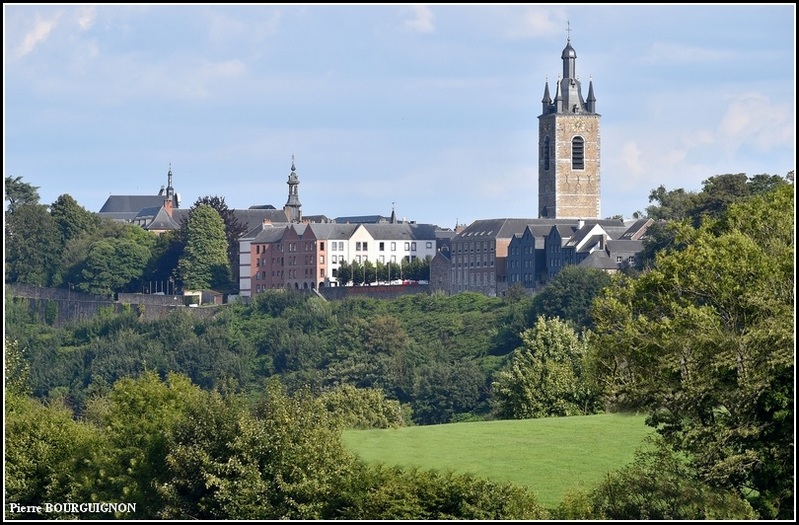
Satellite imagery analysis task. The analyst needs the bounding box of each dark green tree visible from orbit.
[529,265,612,329]
[178,204,232,290]
[185,196,247,289]
[5,175,40,213]
[49,194,100,245]
[584,438,757,520]
[5,204,62,286]
[79,226,155,296]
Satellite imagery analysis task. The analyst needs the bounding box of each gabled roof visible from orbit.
[304,223,360,239]
[142,207,180,231]
[579,250,618,270]
[619,218,654,240]
[252,225,289,244]
[576,234,605,254]
[99,195,172,215]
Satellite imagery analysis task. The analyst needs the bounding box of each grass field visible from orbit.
[342,412,654,510]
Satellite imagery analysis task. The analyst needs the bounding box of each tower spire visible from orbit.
[284,155,302,223]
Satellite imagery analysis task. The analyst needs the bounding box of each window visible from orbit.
[572,136,584,169]
[320,242,325,251]
[543,136,551,171]
[616,256,623,263]
[426,242,433,249]
[391,242,396,251]
[363,242,368,251]
[404,242,410,250]
[356,242,361,251]
[320,255,325,264]
[411,242,416,251]
[379,242,385,251]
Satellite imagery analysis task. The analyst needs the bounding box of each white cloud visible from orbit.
[718,93,795,151]
[503,7,565,39]
[619,141,644,175]
[76,6,96,30]
[403,5,434,34]
[12,13,61,59]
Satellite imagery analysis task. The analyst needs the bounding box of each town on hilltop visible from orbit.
[97,36,653,300]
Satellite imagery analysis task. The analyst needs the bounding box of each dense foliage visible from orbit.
[590,184,794,519]
[5,372,549,520]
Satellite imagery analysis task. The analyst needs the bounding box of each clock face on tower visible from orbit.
[573,119,585,132]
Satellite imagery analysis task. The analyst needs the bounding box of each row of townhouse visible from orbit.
[430,217,652,297]
[239,221,445,297]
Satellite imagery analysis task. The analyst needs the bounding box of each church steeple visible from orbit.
[284,155,302,223]
[540,22,596,116]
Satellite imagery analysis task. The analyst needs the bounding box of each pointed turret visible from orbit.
[284,155,302,223]
[541,79,552,114]
[586,79,596,113]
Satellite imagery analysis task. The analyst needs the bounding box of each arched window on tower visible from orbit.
[571,136,584,170]
[543,136,551,171]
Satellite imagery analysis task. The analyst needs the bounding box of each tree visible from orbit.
[80,226,155,296]
[529,265,612,330]
[5,175,40,213]
[590,184,794,518]
[178,204,232,290]
[49,194,100,245]
[585,438,757,520]
[491,316,599,419]
[185,196,247,289]
[5,204,62,286]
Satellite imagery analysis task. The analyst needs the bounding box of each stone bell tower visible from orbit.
[538,25,601,219]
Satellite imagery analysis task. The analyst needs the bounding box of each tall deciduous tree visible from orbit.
[590,184,794,519]
[178,204,232,290]
[491,316,599,419]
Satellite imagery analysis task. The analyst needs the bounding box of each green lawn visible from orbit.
[342,412,654,509]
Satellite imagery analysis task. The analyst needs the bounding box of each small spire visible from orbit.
[566,20,571,43]
[291,154,296,172]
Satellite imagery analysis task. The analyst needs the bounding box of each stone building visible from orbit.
[538,32,601,219]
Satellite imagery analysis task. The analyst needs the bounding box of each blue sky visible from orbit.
[4,4,795,229]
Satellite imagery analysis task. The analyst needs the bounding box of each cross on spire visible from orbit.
[566,20,571,42]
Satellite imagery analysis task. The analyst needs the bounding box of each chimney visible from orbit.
[163,197,173,217]
[577,218,585,229]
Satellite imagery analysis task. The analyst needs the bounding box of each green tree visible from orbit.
[317,384,408,429]
[645,184,698,221]
[80,227,154,296]
[5,393,108,519]
[491,316,598,419]
[590,184,794,519]
[49,194,100,245]
[529,265,612,329]
[178,204,232,290]
[584,438,757,520]
[5,175,40,212]
[5,204,62,286]
[185,196,247,289]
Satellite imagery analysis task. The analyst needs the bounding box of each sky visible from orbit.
[4,4,796,229]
